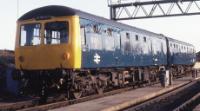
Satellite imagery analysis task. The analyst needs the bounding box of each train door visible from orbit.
[120,31,133,66]
[113,30,121,66]
[80,18,103,68]
[101,27,115,67]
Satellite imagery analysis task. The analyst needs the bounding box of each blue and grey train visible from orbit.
[15,6,196,99]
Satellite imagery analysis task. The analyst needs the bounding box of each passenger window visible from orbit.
[103,27,115,51]
[20,23,41,46]
[80,18,118,51]
[44,21,69,45]
[107,28,112,36]
[80,26,86,45]
[143,37,146,42]
[135,35,139,41]
[85,24,103,50]
[126,33,130,39]
[87,33,102,50]
[114,31,121,50]
[104,36,115,51]
[121,32,131,53]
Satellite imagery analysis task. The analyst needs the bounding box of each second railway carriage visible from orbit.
[14,5,196,99]
[167,37,195,76]
[167,38,195,65]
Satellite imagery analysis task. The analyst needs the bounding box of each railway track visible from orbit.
[124,78,200,111]
[0,98,39,111]
[0,75,189,111]
[1,84,145,111]
[173,93,200,111]
[17,86,137,111]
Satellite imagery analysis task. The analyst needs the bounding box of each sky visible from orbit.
[0,0,200,51]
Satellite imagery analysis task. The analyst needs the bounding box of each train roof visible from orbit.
[167,37,194,47]
[19,5,163,38]
[19,5,77,21]
[19,5,194,48]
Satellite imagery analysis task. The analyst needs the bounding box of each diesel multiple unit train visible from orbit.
[14,5,196,99]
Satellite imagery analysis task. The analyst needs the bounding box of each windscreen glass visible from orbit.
[20,24,41,46]
[44,21,69,44]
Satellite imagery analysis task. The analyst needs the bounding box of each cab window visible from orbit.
[20,23,41,46]
[44,21,69,44]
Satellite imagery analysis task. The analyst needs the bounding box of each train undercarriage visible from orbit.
[13,65,193,102]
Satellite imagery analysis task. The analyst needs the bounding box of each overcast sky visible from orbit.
[0,0,199,51]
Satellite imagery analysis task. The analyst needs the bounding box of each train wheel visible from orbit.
[73,91,82,99]
[96,79,105,95]
[96,87,104,95]
[72,80,83,99]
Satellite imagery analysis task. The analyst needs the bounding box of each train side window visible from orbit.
[93,25,98,33]
[104,36,115,51]
[44,21,69,45]
[87,24,102,50]
[114,31,121,50]
[126,32,130,39]
[89,34,103,50]
[80,26,86,45]
[80,18,91,48]
[143,37,146,42]
[121,32,131,53]
[20,23,41,46]
[135,35,139,41]
[108,28,113,36]
[103,27,115,51]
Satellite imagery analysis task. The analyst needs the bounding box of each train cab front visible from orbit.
[15,16,81,71]
[14,15,82,98]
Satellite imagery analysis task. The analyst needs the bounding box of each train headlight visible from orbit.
[63,52,70,60]
[18,56,24,62]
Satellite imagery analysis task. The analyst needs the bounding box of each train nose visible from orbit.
[16,45,71,70]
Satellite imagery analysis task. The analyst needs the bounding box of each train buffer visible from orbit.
[50,75,199,111]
